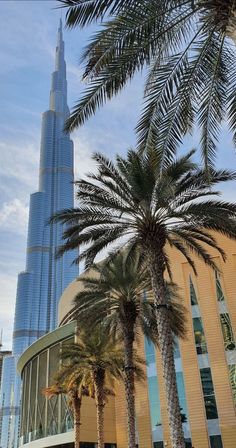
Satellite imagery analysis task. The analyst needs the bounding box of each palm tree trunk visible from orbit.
[94,370,105,448]
[148,246,185,448]
[123,328,136,448]
[72,397,81,448]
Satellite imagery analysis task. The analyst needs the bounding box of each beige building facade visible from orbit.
[18,234,236,448]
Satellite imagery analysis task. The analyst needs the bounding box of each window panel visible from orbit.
[204,396,218,419]
[219,313,235,351]
[200,368,214,396]
[215,273,225,302]
[200,368,218,419]
[210,435,223,448]
[193,318,208,354]
[190,278,198,305]
[228,364,236,406]
[145,338,156,364]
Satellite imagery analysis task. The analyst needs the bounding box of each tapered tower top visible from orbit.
[49,19,69,116]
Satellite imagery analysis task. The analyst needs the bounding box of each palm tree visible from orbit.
[52,148,236,448]
[44,327,124,448]
[73,250,186,448]
[60,0,236,170]
[43,369,90,448]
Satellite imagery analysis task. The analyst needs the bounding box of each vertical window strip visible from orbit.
[214,272,236,408]
[228,364,236,406]
[144,338,162,432]
[189,276,219,421]
[215,272,236,351]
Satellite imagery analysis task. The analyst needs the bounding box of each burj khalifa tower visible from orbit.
[0,21,77,448]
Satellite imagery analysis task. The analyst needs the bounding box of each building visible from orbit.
[0,339,12,445]
[0,335,11,390]
[0,21,77,448]
[17,234,236,448]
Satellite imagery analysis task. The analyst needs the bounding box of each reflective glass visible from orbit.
[37,351,47,436]
[200,368,218,419]
[174,337,181,359]
[210,435,223,448]
[148,377,162,427]
[176,372,188,422]
[193,318,207,354]
[219,313,235,351]
[190,277,198,305]
[228,364,236,406]
[145,338,156,364]
[215,273,225,302]
[185,440,192,448]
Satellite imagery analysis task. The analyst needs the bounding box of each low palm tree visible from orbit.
[44,327,124,448]
[43,369,90,448]
[52,149,236,448]
[60,0,236,170]
[74,251,186,448]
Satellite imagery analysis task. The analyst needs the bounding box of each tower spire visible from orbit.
[50,18,68,115]
[57,18,63,48]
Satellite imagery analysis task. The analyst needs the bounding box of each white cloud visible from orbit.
[0,139,39,194]
[73,134,98,181]
[0,199,29,235]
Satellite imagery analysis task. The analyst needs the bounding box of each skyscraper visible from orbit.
[0,21,77,448]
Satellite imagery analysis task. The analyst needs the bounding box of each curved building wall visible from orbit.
[17,323,116,448]
[55,234,236,448]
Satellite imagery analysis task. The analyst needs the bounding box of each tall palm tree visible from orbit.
[60,0,236,170]
[52,149,236,448]
[73,251,186,448]
[44,327,124,448]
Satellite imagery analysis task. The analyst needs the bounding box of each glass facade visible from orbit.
[19,334,116,448]
[228,364,236,406]
[200,369,218,419]
[215,273,236,409]
[215,273,236,351]
[193,317,208,355]
[210,435,223,448]
[0,22,77,448]
[145,339,161,430]
[20,337,76,444]
[189,278,219,422]
[145,336,190,445]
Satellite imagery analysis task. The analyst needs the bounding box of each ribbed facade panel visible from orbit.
[0,20,77,448]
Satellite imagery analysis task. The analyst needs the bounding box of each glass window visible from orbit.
[219,313,235,351]
[148,377,162,427]
[203,396,218,419]
[174,337,181,359]
[193,318,208,354]
[190,277,198,305]
[210,435,223,448]
[228,364,236,406]
[80,444,96,448]
[37,351,47,436]
[153,443,163,448]
[145,338,156,364]
[200,368,218,419]
[176,372,188,422]
[185,440,192,448]
[215,273,225,302]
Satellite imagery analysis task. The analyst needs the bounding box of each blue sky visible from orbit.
[0,0,236,350]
